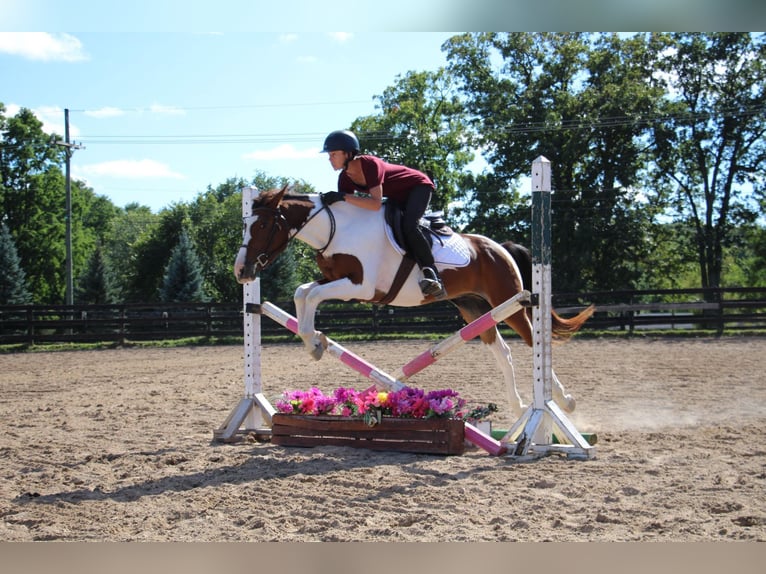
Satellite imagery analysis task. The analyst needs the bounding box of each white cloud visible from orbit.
[0,32,87,62]
[296,55,318,64]
[329,32,353,43]
[279,34,299,43]
[84,107,126,119]
[243,144,321,161]
[78,159,185,180]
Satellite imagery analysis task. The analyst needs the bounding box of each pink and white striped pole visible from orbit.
[393,290,530,381]
[260,301,406,392]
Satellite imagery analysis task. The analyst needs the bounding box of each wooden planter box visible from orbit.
[271,414,465,455]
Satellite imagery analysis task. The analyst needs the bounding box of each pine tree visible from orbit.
[75,244,117,304]
[159,231,208,302]
[0,223,32,305]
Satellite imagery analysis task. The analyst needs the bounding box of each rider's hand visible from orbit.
[320,191,346,206]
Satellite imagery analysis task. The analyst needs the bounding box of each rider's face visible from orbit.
[328,150,348,171]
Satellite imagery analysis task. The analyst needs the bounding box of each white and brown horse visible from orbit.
[234,185,593,418]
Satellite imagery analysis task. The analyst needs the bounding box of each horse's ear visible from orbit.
[275,183,289,204]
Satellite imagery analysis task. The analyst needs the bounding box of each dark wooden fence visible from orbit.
[1,287,765,346]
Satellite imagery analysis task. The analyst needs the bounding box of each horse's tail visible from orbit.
[551,306,595,341]
[500,240,595,341]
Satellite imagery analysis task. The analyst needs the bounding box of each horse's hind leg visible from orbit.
[552,369,576,412]
[501,306,577,413]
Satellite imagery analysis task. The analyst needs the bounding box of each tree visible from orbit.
[103,203,158,301]
[443,33,664,292]
[0,105,68,303]
[647,32,766,292]
[453,172,529,241]
[0,222,32,304]
[125,204,189,302]
[75,243,117,304]
[159,230,208,302]
[350,68,475,212]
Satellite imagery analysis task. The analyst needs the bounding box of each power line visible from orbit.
[2,105,764,150]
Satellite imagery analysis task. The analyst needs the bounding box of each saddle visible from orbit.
[384,200,454,252]
[376,201,454,306]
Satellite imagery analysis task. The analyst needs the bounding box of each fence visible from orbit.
[1,287,765,346]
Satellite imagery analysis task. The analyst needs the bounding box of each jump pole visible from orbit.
[214,186,277,442]
[392,290,531,382]
[502,157,596,461]
[258,301,406,392]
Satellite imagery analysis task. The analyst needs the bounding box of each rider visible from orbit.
[320,129,445,298]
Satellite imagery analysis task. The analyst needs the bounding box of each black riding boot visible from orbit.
[405,227,445,297]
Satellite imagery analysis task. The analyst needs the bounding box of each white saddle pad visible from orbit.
[384,226,471,269]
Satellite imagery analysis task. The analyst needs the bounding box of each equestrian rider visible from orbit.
[320,129,445,297]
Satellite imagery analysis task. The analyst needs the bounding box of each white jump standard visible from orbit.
[501,156,596,461]
[214,187,277,442]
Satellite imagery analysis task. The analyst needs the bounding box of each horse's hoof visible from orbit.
[308,332,328,361]
[562,395,576,412]
[309,344,324,361]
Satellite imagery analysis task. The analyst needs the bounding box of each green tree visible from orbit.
[647,32,766,292]
[75,243,117,304]
[0,222,32,304]
[125,204,189,302]
[103,203,158,301]
[443,33,663,292]
[350,68,475,212]
[454,172,529,241]
[0,105,68,302]
[159,230,208,302]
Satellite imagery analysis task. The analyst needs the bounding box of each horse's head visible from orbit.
[234,184,292,283]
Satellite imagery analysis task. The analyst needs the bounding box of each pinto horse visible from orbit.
[234,185,594,418]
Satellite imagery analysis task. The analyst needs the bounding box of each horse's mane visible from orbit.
[253,188,315,209]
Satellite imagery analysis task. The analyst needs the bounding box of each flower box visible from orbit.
[271,413,465,455]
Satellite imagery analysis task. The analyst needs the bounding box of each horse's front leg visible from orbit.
[293,278,371,360]
[293,281,319,331]
[293,281,326,360]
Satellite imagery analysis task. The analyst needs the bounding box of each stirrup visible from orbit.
[419,278,445,297]
[419,267,445,297]
[421,267,439,281]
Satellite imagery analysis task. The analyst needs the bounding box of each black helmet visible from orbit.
[322,130,360,154]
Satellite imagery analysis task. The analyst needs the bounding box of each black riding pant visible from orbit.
[399,184,435,269]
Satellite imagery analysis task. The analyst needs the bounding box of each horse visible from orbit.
[234,185,594,419]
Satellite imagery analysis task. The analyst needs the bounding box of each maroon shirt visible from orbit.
[337,155,433,203]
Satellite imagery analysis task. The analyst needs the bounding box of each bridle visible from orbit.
[240,199,337,273]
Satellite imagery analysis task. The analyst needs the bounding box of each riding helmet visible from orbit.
[322,130,360,154]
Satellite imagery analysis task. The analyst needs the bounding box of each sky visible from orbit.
[2,1,766,213]
[1,30,459,212]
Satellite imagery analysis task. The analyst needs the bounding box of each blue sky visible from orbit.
[3,1,765,212]
[1,31,458,212]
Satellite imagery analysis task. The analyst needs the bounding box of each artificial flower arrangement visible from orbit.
[275,385,497,427]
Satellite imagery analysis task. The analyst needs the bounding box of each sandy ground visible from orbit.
[1,336,765,542]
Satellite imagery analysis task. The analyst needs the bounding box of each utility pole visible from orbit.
[54,108,84,306]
